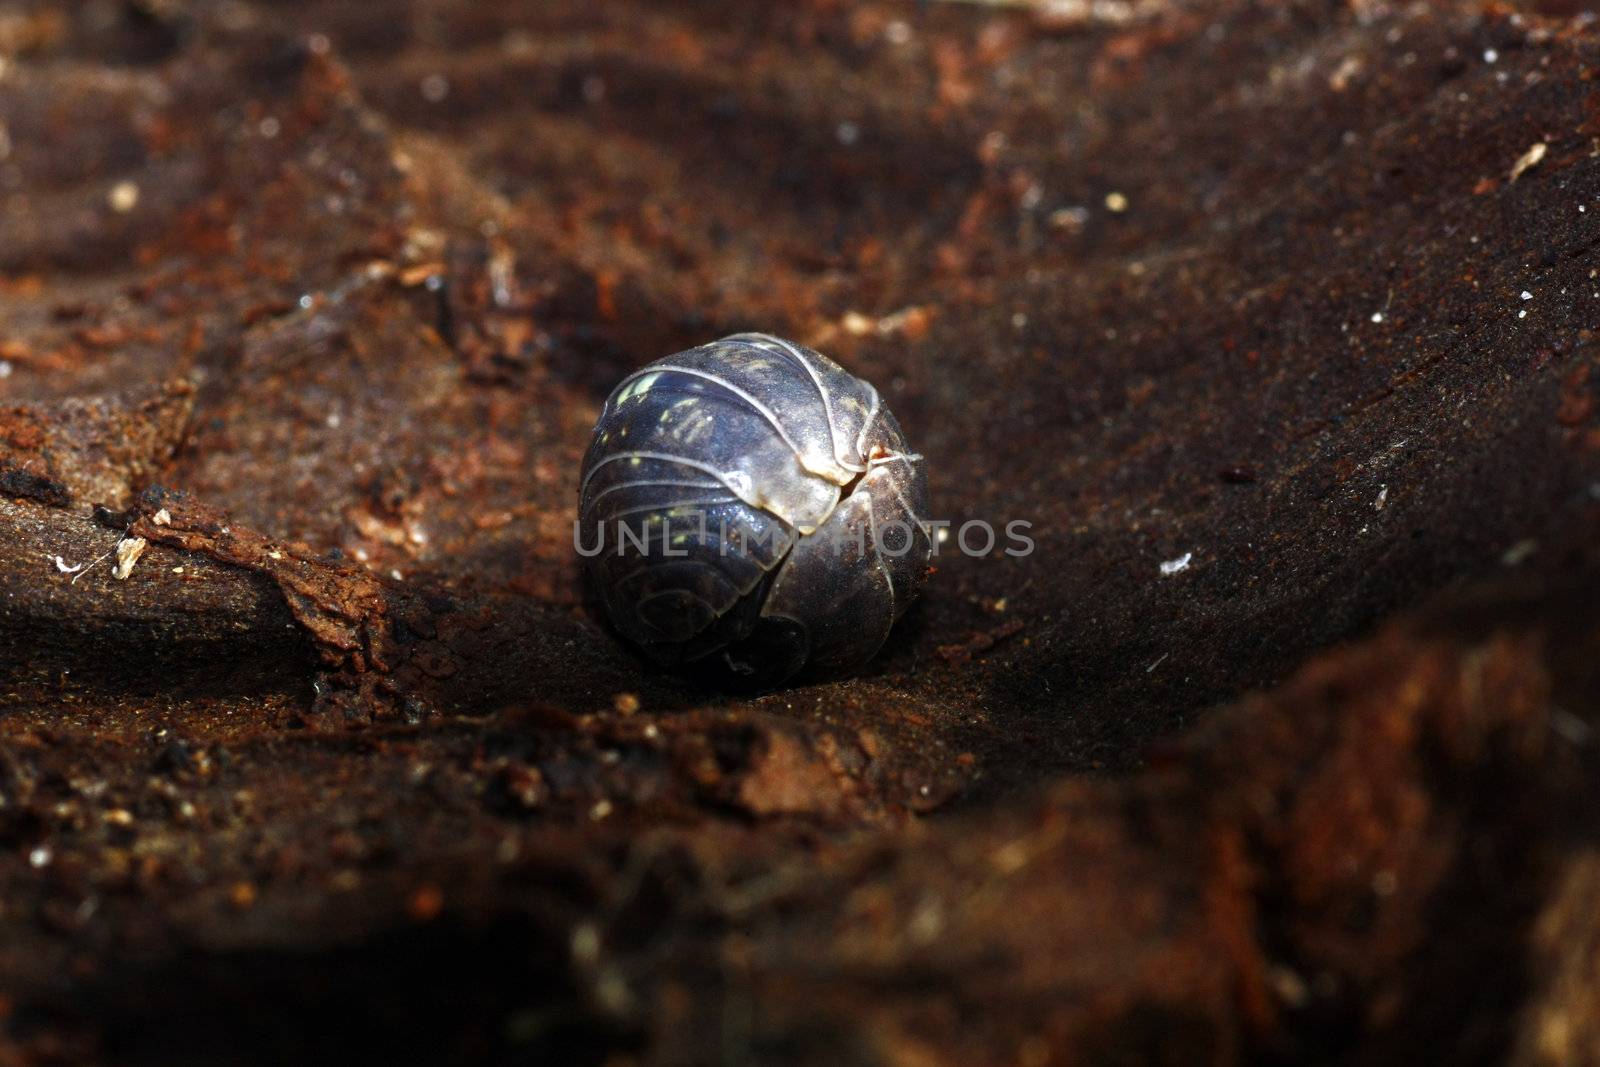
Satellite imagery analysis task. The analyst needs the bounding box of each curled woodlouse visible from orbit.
[578,333,932,685]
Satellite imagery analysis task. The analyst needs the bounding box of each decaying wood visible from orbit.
[2,0,1600,1062]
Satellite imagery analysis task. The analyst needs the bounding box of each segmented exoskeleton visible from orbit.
[578,333,932,684]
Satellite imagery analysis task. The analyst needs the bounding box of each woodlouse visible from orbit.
[578,333,932,685]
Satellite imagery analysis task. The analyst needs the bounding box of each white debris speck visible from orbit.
[108,181,140,213]
[870,305,933,338]
[1501,539,1538,566]
[590,799,614,820]
[1012,312,1028,329]
[152,508,171,526]
[1159,552,1193,576]
[841,311,875,336]
[1146,652,1169,673]
[1104,191,1129,213]
[836,120,860,146]
[70,537,123,584]
[28,846,51,869]
[112,537,148,580]
[390,568,405,581]
[1370,311,1384,323]
[0,360,11,378]
[1509,142,1547,183]
[1519,309,1528,319]
[1484,48,1499,63]
[1049,206,1089,231]
[1375,485,1388,510]
[1521,290,1534,300]
[885,19,913,45]
[1329,55,1362,91]
[52,555,85,574]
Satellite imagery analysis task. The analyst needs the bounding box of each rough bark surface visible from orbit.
[1,0,1599,1063]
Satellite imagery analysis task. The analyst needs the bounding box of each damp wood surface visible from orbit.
[1,0,1599,1063]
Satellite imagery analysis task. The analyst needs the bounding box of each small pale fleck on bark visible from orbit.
[1509,142,1548,183]
[108,180,140,213]
[112,537,148,580]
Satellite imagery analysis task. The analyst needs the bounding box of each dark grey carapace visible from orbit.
[579,333,932,685]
